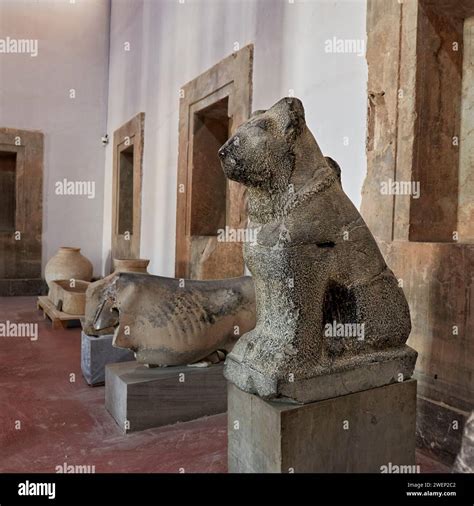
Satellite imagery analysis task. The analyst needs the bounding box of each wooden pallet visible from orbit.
[37,296,82,330]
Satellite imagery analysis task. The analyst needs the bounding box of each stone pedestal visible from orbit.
[228,380,417,473]
[105,361,227,433]
[81,332,134,386]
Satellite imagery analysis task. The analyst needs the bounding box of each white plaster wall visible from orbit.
[104,0,367,277]
[0,0,110,276]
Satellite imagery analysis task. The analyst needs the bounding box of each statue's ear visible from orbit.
[250,109,266,118]
[281,97,305,141]
[325,156,342,185]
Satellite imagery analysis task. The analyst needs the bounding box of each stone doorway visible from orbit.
[175,45,253,280]
[0,127,44,295]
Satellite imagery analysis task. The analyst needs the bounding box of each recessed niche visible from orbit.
[190,97,229,236]
[111,112,145,261]
[362,0,474,245]
[409,1,464,242]
[175,44,253,280]
[0,151,17,232]
[118,145,134,235]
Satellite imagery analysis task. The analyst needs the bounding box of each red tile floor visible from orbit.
[0,296,449,473]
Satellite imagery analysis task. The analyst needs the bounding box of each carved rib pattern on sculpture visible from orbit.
[219,97,417,402]
[91,273,256,367]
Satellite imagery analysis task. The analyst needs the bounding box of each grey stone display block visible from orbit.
[105,361,227,433]
[228,379,417,473]
[81,332,135,386]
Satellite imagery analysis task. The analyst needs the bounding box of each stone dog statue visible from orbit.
[90,273,256,367]
[218,97,417,403]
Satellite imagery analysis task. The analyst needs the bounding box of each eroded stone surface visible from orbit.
[219,97,416,402]
[94,273,256,367]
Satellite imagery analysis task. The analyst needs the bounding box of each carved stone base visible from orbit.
[228,380,417,473]
[225,345,417,404]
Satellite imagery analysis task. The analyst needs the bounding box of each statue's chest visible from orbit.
[243,241,312,281]
[243,228,338,290]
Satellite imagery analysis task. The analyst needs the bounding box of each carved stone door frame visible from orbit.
[111,112,145,261]
[175,44,253,279]
[0,127,43,295]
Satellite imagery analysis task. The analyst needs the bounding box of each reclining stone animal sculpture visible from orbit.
[218,97,417,403]
[91,273,256,367]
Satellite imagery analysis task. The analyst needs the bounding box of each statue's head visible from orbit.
[218,97,306,192]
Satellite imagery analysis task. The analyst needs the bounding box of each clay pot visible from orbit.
[45,247,93,288]
[113,258,149,274]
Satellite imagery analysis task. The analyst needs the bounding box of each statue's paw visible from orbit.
[237,339,302,378]
[230,330,258,361]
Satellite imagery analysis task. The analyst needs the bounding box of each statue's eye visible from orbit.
[253,120,268,130]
